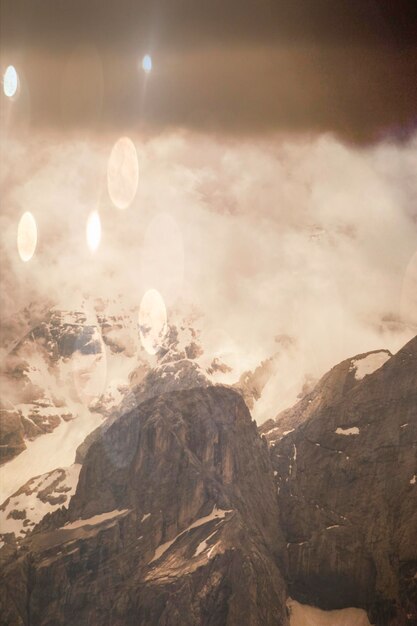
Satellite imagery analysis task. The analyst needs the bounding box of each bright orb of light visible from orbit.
[107,137,139,209]
[142,54,152,73]
[3,65,18,98]
[86,210,101,253]
[138,289,167,355]
[17,212,37,262]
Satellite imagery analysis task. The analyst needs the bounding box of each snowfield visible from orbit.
[287,599,372,626]
[350,351,391,380]
[0,407,102,504]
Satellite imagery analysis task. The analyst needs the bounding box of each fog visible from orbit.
[1,130,416,420]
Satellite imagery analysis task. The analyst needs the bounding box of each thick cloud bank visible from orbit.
[1,131,416,420]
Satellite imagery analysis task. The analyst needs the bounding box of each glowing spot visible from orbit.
[107,137,139,209]
[3,65,18,98]
[86,210,101,253]
[142,54,152,73]
[17,212,37,262]
[138,289,167,355]
[141,213,184,305]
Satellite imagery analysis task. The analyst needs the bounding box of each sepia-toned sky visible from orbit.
[1,1,416,418]
[1,0,416,140]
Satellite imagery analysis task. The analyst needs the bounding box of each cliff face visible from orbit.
[259,349,392,444]
[270,337,417,625]
[0,387,288,626]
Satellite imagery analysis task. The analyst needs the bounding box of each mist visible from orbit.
[1,130,416,420]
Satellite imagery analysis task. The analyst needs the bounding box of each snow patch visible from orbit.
[0,407,103,504]
[63,509,130,530]
[194,530,218,557]
[335,427,360,436]
[287,598,372,626]
[0,464,81,539]
[141,513,151,522]
[207,542,218,559]
[150,505,232,563]
[410,475,416,485]
[350,351,390,381]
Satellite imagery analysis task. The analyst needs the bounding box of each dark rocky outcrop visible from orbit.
[270,337,417,625]
[259,349,392,444]
[76,357,210,463]
[0,386,288,626]
[1,329,416,626]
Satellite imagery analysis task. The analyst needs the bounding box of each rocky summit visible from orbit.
[0,386,288,626]
[0,335,416,626]
[270,336,417,625]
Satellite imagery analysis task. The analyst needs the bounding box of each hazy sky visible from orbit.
[1,1,416,418]
[1,0,416,140]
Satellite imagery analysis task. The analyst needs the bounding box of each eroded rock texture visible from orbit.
[271,337,417,625]
[0,387,288,626]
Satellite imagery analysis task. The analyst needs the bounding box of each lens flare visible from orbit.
[3,65,18,98]
[107,137,139,209]
[142,55,152,73]
[138,289,167,355]
[17,212,37,262]
[86,210,101,253]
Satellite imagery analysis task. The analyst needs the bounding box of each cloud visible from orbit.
[1,130,416,420]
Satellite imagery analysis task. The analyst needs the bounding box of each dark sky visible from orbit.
[1,0,416,141]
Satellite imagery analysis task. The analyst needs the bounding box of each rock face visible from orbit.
[0,387,288,626]
[259,349,392,444]
[1,320,416,626]
[270,337,417,625]
[76,354,210,464]
[0,301,280,471]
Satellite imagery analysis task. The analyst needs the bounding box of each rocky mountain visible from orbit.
[0,301,282,542]
[0,300,415,625]
[0,301,277,473]
[269,336,417,625]
[0,304,143,466]
[259,349,392,444]
[0,387,289,626]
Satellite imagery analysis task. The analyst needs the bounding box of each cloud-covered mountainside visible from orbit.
[0,298,282,535]
[0,300,415,625]
[1,133,416,425]
[0,130,416,624]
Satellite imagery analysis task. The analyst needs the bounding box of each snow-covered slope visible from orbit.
[0,300,282,541]
[287,599,372,626]
[0,464,81,540]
